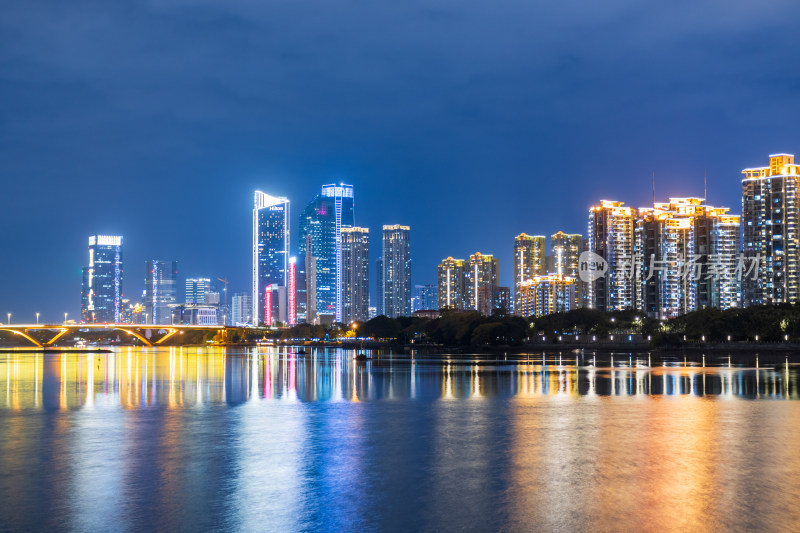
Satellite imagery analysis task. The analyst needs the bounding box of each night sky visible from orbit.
[2,0,800,322]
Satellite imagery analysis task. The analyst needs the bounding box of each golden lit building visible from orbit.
[437,257,466,310]
[518,274,575,317]
[742,153,800,305]
[465,252,499,311]
[636,197,740,319]
[513,234,545,315]
[588,200,636,311]
[550,231,583,309]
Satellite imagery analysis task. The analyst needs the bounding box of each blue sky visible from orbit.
[1,0,799,321]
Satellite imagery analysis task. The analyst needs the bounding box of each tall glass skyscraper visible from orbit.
[144,260,177,324]
[298,184,354,323]
[81,235,123,323]
[382,225,411,318]
[253,191,290,326]
[185,277,211,304]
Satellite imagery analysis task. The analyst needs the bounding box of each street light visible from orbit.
[36,313,40,325]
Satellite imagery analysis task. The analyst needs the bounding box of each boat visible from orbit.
[354,352,369,361]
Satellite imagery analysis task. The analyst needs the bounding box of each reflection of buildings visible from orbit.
[81,235,124,323]
[2,352,797,412]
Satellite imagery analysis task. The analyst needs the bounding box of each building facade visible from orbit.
[513,234,545,315]
[341,227,370,323]
[412,284,438,312]
[518,274,575,317]
[588,200,636,311]
[144,260,177,324]
[382,225,411,318]
[81,235,123,323]
[231,292,253,326]
[185,277,210,305]
[253,191,290,326]
[437,257,465,310]
[464,252,499,313]
[551,231,583,309]
[742,153,800,306]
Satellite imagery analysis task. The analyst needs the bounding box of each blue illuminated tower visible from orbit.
[253,191,290,325]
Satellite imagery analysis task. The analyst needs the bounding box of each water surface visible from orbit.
[1,347,799,531]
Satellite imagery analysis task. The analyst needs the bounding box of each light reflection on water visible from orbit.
[1,347,800,531]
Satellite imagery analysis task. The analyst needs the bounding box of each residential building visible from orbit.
[513,234,545,315]
[588,200,636,311]
[412,284,437,312]
[382,225,411,318]
[742,153,800,305]
[464,252,499,313]
[518,274,576,317]
[341,227,370,323]
[551,231,583,309]
[437,257,465,310]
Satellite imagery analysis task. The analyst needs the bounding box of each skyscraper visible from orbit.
[287,257,297,326]
[551,231,583,309]
[145,260,177,324]
[588,200,636,311]
[298,184,354,323]
[437,257,465,310]
[341,227,370,323]
[81,235,123,323]
[322,184,355,322]
[382,225,411,318]
[253,191,290,326]
[742,153,800,306]
[513,234,545,315]
[185,277,211,304]
[464,252,499,312]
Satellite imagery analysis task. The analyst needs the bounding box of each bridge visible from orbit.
[0,324,263,348]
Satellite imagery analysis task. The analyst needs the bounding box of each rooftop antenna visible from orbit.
[652,172,655,205]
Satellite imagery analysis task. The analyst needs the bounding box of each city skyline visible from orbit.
[3,1,799,322]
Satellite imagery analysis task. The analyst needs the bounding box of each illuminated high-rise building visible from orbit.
[550,231,583,309]
[518,274,575,317]
[298,184,354,323]
[588,200,636,311]
[636,197,740,319]
[253,191,290,326]
[464,252,499,313]
[341,227,370,323]
[185,277,210,305]
[81,235,123,323]
[742,153,800,306]
[145,260,177,324]
[382,225,411,318]
[437,257,465,310]
[513,234,545,315]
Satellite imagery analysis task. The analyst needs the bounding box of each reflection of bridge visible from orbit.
[0,324,258,347]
